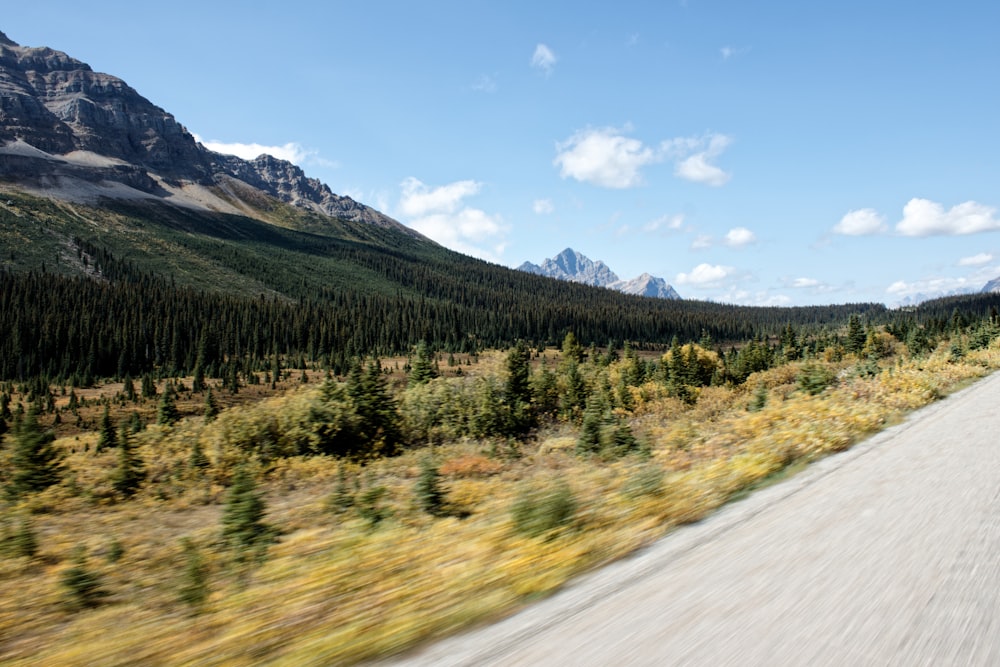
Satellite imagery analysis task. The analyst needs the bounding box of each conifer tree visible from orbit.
[6,406,63,500]
[203,388,219,422]
[415,458,447,517]
[576,393,608,455]
[347,360,401,456]
[157,384,180,425]
[221,467,271,559]
[189,438,210,472]
[178,537,209,610]
[122,375,137,402]
[128,411,144,434]
[111,424,145,499]
[141,374,157,399]
[408,340,438,386]
[96,405,117,453]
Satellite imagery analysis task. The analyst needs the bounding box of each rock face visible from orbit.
[608,273,681,299]
[0,31,416,235]
[519,248,681,300]
[518,248,620,287]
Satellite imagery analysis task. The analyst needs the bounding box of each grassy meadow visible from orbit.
[2,332,999,665]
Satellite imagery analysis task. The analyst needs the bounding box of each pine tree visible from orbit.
[408,340,438,386]
[111,424,145,499]
[6,406,63,500]
[96,405,117,453]
[157,384,180,425]
[415,458,447,517]
[189,438,210,472]
[347,360,401,457]
[203,388,219,422]
[221,467,271,558]
[576,393,608,455]
[141,374,157,399]
[122,375,137,402]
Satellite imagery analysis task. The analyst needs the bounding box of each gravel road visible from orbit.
[385,371,1000,666]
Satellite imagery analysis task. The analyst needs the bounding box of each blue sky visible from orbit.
[6,1,1000,306]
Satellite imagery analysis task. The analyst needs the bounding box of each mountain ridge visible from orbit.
[519,248,681,300]
[0,31,418,237]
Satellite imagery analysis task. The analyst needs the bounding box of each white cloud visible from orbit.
[193,134,336,168]
[833,208,887,236]
[554,128,732,189]
[720,46,750,60]
[643,213,685,233]
[791,277,820,288]
[531,44,557,74]
[724,226,756,247]
[714,289,790,306]
[895,198,1000,236]
[533,199,555,215]
[398,178,508,261]
[958,252,993,267]
[472,74,498,93]
[663,133,732,186]
[676,263,735,287]
[399,177,480,217]
[554,127,659,189]
[886,276,978,299]
[691,234,713,249]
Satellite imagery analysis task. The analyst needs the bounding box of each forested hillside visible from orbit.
[0,189,907,383]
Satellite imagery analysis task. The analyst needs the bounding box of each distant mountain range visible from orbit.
[892,279,1000,308]
[518,248,681,300]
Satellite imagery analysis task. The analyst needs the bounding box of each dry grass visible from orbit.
[2,342,999,665]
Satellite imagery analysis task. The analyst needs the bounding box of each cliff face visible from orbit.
[0,31,416,235]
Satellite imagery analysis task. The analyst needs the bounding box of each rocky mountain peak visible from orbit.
[518,248,681,300]
[0,31,419,238]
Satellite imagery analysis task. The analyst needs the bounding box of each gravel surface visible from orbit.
[384,371,1000,666]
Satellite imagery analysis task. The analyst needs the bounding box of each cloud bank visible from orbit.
[193,134,335,168]
[398,177,508,262]
[554,127,732,189]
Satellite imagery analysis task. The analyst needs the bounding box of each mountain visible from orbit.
[518,248,681,300]
[608,273,681,300]
[981,277,1000,294]
[517,248,619,287]
[0,30,414,236]
[892,286,979,308]
[0,29,899,370]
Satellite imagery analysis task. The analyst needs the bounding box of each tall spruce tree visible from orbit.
[347,360,401,457]
[157,384,180,425]
[221,467,271,559]
[408,340,438,386]
[111,424,145,499]
[6,406,63,500]
[96,405,117,453]
[415,458,447,517]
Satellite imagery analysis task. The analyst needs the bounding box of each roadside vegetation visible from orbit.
[2,313,1000,665]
